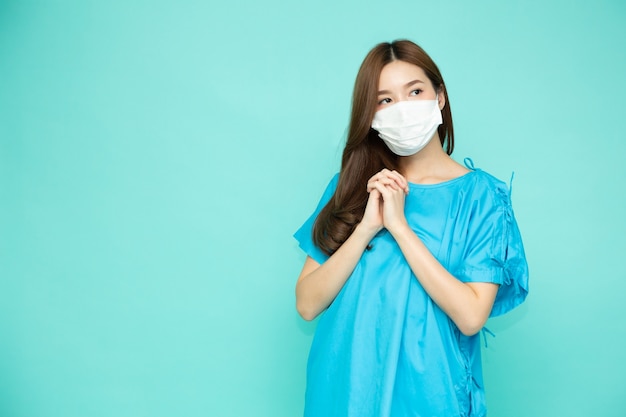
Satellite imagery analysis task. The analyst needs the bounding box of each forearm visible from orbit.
[390,224,497,336]
[296,224,377,321]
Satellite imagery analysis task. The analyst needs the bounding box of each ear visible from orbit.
[437,85,446,110]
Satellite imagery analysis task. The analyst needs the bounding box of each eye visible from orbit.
[409,89,423,96]
[377,97,392,105]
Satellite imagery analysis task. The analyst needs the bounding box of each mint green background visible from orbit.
[1,1,625,416]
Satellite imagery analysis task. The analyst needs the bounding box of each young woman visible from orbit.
[294,40,529,417]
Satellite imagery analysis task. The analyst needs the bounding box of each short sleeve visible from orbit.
[456,178,529,317]
[293,174,339,265]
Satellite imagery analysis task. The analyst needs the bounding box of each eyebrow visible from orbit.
[377,79,425,95]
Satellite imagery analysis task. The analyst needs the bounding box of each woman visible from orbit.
[294,40,529,417]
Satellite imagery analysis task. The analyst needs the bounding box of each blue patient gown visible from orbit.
[294,165,529,417]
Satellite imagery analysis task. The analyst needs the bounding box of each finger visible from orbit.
[376,181,408,202]
[367,173,384,191]
[377,169,394,182]
[367,187,381,200]
[367,178,388,192]
[379,177,399,189]
[389,170,409,193]
[372,181,393,198]
[368,177,398,192]
[377,169,408,193]
[388,170,406,185]
[365,188,382,212]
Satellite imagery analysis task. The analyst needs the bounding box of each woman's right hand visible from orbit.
[296,170,406,321]
[359,188,384,235]
[296,186,385,321]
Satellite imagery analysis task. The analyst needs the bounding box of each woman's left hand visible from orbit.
[367,169,410,234]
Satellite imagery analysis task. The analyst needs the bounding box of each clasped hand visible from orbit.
[361,169,410,235]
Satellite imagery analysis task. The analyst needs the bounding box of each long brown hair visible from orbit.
[312,40,455,256]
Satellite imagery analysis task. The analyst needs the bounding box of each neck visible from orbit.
[397,133,467,184]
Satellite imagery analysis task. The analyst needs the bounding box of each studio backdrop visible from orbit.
[1,1,625,416]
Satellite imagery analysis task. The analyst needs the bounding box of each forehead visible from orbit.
[378,60,429,90]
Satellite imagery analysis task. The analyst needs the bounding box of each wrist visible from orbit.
[387,220,411,238]
[354,222,382,241]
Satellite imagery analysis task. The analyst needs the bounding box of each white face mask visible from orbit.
[371,97,443,156]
